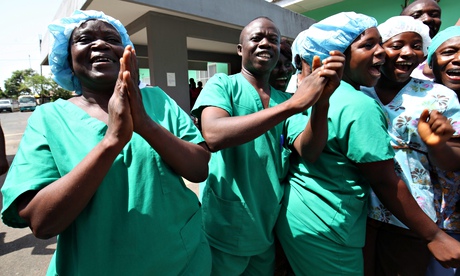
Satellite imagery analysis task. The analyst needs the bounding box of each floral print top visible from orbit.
[362,78,460,229]
[435,166,460,233]
[410,60,433,81]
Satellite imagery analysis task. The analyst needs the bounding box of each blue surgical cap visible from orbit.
[48,10,134,94]
[427,26,460,66]
[378,16,431,56]
[292,12,377,68]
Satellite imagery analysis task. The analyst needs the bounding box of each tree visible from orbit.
[3,69,73,102]
[24,74,52,97]
[0,87,7,98]
[4,69,36,98]
[49,81,73,101]
[25,73,74,102]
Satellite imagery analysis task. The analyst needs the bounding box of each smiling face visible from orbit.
[69,20,125,92]
[432,36,460,93]
[269,52,294,91]
[343,27,385,89]
[401,0,441,38]
[238,17,280,77]
[380,32,425,83]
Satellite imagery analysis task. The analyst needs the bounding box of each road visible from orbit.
[0,111,55,275]
[0,109,200,275]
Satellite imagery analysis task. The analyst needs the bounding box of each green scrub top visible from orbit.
[1,87,211,275]
[192,73,307,256]
[284,81,395,248]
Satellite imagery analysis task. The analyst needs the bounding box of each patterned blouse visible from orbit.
[362,78,460,229]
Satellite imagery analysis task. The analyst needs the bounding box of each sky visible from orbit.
[0,0,63,90]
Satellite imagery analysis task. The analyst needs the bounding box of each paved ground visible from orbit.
[0,111,54,275]
[0,111,200,275]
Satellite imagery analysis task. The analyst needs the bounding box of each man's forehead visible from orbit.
[404,0,440,13]
[243,19,279,35]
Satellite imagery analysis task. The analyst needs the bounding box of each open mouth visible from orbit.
[394,62,414,72]
[276,77,289,81]
[446,68,460,79]
[274,77,289,87]
[256,52,271,60]
[369,62,383,76]
[91,56,116,64]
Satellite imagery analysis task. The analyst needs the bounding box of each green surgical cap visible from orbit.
[48,10,134,94]
[427,26,460,66]
[292,12,377,68]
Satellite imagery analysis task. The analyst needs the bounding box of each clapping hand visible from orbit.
[290,51,345,112]
[314,50,345,106]
[418,109,454,147]
[119,46,152,137]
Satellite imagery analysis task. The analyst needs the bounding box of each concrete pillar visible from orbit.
[145,12,191,111]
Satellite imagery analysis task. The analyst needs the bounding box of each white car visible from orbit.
[0,99,20,112]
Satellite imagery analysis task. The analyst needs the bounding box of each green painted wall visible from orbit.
[187,70,199,81]
[188,62,229,83]
[304,0,458,31]
[216,63,228,75]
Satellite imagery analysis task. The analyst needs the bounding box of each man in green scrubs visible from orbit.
[192,16,344,275]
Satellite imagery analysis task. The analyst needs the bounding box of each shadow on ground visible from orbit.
[0,232,56,256]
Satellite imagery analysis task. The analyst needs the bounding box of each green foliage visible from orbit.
[0,87,7,98]
[4,69,36,98]
[24,74,52,97]
[3,69,73,101]
[49,81,73,101]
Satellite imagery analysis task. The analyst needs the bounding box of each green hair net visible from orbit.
[427,26,460,66]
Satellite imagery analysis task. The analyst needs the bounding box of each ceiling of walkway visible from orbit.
[85,0,242,55]
[82,0,339,56]
[266,0,343,13]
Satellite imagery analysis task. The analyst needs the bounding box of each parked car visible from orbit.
[18,95,37,112]
[0,99,19,112]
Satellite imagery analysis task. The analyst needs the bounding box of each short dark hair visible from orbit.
[239,16,278,43]
[279,37,292,61]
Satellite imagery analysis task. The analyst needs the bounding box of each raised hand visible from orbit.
[288,58,327,112]
[120,46,152,137]
[289,51,345,112]
[418,109,454,146]
[315,50,345,106]
[106,61,133,148]
[311,55,321,70]
[121,45,140,87]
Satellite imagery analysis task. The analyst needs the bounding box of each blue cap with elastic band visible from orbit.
[292,12,377,69]
[48,10,134,94]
